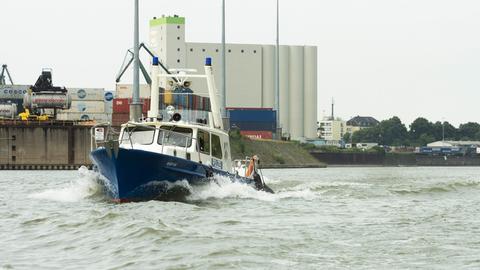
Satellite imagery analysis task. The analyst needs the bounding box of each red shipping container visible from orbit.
[113,98,129,113]
[142,98,150,113]
[240,131,273,140]
[113,98,150,114]
[112,112,130,126]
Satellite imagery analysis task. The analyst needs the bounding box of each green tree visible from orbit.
[351,126,381,144]
[342,132,351,143]
[378,116,408,146]
[458,122,480,140]
[409,117,435,146]
[418,133,436,146]
[432,121,457,141]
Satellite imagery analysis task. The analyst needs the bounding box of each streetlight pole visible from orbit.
[274,0,280,138]
[442,118,445,142]
[130,0,142,122]
[221,0,227,119]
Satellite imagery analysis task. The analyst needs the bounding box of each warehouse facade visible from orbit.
[148,16,318,140]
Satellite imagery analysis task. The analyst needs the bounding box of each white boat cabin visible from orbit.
[119,121,233,172]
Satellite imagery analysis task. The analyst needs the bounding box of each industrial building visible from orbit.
[144,15,318,140]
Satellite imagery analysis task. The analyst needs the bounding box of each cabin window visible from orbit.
[121,126,155,145]
[197,130,210,154]
[158,126,192,147]
[211,134,222,159]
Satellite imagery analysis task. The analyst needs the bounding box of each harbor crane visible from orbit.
[0,64,14,85]
[115,43,178,84]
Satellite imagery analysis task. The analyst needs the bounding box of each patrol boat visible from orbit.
[90,57,272,202]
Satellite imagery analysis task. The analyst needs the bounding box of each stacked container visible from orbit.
[56,88,110,122]
[228,108,277,140]
[0,85,29,115]
[112,98,151,126]
[115,84,151,99]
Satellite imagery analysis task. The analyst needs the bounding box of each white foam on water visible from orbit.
[187,174,317,202]
[29,166,105,203]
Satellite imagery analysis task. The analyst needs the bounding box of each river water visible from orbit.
[1,167,480,269]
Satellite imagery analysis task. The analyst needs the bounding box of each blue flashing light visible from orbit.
[153,56,159,65]
[205,57,212,66]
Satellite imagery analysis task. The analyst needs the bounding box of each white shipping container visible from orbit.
[64,101,106,113]
[105,100,113,114]
[56,112,110,122]
[0,85,29,99]
[115,84,151,98]
[68,88,105,101]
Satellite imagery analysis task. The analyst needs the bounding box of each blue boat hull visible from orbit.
[90,147,254,202]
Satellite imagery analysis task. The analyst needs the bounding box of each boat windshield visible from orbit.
[121,126,155,145]
[158,126,193,148]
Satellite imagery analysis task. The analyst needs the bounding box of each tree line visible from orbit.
[344,117,480,146]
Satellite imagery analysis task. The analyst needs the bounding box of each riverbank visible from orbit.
[310,151,480,166]
[229,131,326,168]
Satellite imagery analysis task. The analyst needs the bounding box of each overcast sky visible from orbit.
[1,0,479,126]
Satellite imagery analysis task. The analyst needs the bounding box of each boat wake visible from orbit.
[29,168,318,203]
[187,174,317,202]
[28,166,107,203]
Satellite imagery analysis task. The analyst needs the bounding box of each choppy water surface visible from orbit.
[2,167,480,269]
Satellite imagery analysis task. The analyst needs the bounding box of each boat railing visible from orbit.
[90,122,121,151]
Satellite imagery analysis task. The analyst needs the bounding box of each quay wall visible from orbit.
[311,152,480,166]
[0,122,93,170]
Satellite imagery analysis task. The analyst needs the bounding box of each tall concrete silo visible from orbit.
[303,46,318,139]
[262,45,275,109]
[279,45,290,135]
[288,46,305,139]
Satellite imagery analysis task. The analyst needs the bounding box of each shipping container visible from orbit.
[240,131,273,140]
[0,85,29,99]
[105,100,113,114]
[159,93,211,111]
[113,98,150,114]
[230,121,276,132]
[62,101,106,114]
[104,91,114,102]
[115,84,151,99]
[68,88,105,101]
[228,108,276,123]
[112,113,130,126]
[56,112,110,122]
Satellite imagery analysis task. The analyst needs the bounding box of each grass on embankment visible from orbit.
[229,130,326,168]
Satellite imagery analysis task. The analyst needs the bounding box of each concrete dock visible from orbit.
[0,120,94,170]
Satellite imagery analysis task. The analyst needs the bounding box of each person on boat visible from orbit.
[245,155,274,193]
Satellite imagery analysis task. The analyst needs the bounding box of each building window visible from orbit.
[177,59,180,63]
[177,37,180,40]
[177,25,181,29]
[216,49,219,52]
[12,145,16,151]
[241,49,244,53]
[202,49,206,52]
[254,50,257,53]
[177,48,180,52]
[190,48,193,52]
[228,49,231,53]
[12,156,16,162]
[12,135,16,141]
